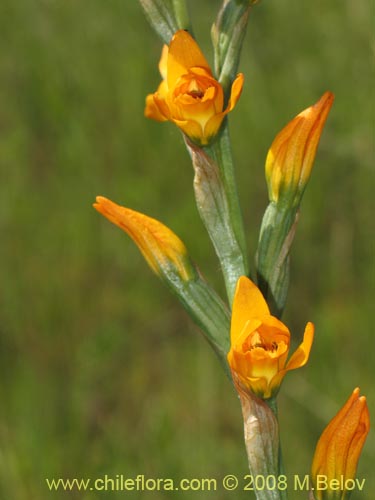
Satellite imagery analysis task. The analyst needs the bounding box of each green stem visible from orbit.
[256,203,299,317]
[171,0,191,31]
[266,397,289,500]
[239,392,286,500]
[220,6,249,94]
[205,125,249,303]
[138,0,178,44]
[176,277,231,377]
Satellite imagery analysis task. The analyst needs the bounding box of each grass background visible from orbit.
[0,0,373,499]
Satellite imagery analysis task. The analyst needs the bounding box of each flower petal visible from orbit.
[265,322,313,397]
[285,321,314,371]
[258,315,290,338]
[158,44,169,80]
[298,91,334,189]
[243,375,270,399]
[204,73,244,141]
[267,371,288,398]
[203,113,225,143]
[232,318,263,349]
[224,73,244,114]
[171,117,204,144]
[145,94,168,122]
[167,30,211,89]
[344,398,370,479]
[145,80,170,121]
[231,277,270,344]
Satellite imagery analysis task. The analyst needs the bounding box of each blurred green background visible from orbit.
[0,0,373,499]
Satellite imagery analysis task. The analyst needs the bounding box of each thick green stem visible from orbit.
[256,203,299,317]
[138,0,178,44]
[238,389,286,500]
[209,127,249,266]
[203,126,249,303]
[175,276,231,377]
[266,397,288,500]
[212,1,251,95]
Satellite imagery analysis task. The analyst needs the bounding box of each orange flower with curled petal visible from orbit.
[93,196,195,282]
[311,388,370,500]
[145,30,244,145]
[227,276,314,399]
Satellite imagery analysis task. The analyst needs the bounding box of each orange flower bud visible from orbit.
[311,388,370,500]
[145,30,244,145]
[93,196,195,282]
[265,92,334,207]
[227,276,314,399]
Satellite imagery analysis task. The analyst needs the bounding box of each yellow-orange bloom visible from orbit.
[265,91,334,206]
[227,276,314,399]
[93,196,195,281]
[311,388,370,500]
[145,30,244,145]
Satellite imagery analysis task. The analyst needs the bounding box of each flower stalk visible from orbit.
[96,6,362,500]
[203,0,255,300]
[187,132,248,303]
[256,202,299,317]
[145,28,249,302]
[265,397,286,481]
[207,126,249,282]
[235,382,283,500]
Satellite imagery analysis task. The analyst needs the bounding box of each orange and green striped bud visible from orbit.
[94,196,194,282]
[265,91,334,208]
[311,388,370,500]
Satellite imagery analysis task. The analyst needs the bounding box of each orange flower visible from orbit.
[93,196,195,281]
[145,30,244,145]
[227,276,314,399]
[311,388,370,500]
[265,91,334,207]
